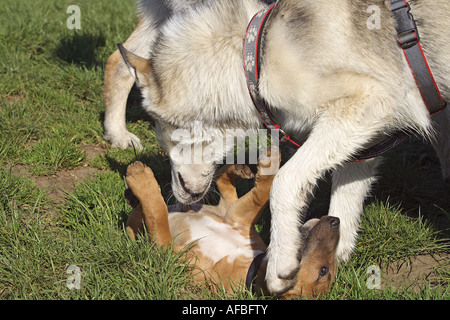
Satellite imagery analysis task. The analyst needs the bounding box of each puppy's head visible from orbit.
[282,216,340,299]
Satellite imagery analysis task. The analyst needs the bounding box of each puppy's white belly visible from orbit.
[175,215,263,264]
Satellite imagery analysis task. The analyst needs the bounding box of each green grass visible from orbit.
[0,170,251,299]
[1,0,449,300]
[356,201,447,262]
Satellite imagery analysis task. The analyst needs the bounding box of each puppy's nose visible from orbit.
[329,217,340,229]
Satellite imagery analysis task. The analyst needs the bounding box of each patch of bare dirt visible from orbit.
[10,144,107,204]
[5,93,25,104]
[382,253,450,291]
[33,166,102,203]
[79,144,107,163]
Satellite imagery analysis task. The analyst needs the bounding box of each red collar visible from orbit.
[243,3,302,149]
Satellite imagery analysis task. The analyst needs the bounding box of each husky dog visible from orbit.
[104,0,450,294]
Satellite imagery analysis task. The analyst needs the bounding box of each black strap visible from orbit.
[243,3,303,149]
[245,252,266,293]
[351,130,410,161]
[389,0,447,116]
[352,0,449,161]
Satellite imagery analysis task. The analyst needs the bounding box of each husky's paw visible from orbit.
[266,251,300,296]
[335,237,354,263]
[105,130,143,151]
[126,162,159,201]
[267,276,298,297]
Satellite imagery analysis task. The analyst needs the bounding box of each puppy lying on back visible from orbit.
[125,148,340,298]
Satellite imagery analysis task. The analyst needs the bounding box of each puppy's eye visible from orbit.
[318,266,329,279]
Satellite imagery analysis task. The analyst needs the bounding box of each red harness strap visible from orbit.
[390,0,447,116]
[243,3,302,149]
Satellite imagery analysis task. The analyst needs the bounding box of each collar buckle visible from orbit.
[390,1,420,49]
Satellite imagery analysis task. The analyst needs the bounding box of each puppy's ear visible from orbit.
[117,44,152,89]
[300,218,320,235]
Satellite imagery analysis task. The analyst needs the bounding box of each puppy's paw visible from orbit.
[126,162,159,200]
[257,146,281,177]
[126,161,149,178]
[233,164,255,179]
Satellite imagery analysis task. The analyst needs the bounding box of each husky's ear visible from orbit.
[117,44,152,89]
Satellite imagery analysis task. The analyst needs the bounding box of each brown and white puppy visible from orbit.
[125,148,340,298]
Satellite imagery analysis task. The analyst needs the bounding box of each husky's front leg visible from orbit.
[104,48,143,150]
[329,158,381,262]
[104,15,167,150]
[265,93,405,294]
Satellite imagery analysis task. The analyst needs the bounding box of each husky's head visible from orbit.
[118,44,258,204]
[153,118,232,204]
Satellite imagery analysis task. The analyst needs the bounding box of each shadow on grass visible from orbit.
[55,32,106,68]
[306,137,450,238]
[374,138,450,237]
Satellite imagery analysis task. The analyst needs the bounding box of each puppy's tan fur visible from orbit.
[125,149,340,297]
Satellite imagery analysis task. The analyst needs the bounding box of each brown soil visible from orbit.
[382,253,450,291]
[10,144,107,204]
